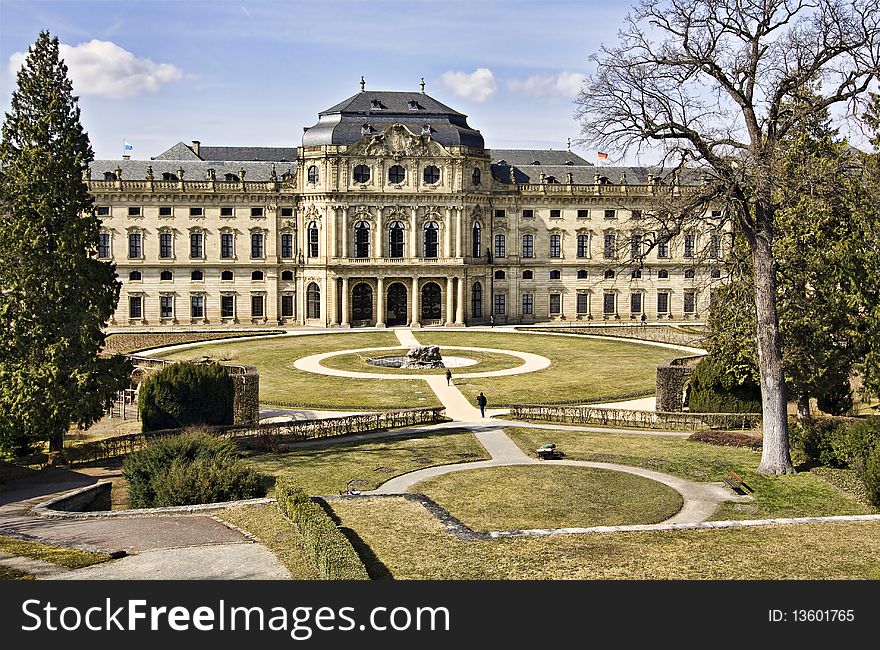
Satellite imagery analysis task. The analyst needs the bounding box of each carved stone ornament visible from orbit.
[350,123,449,159]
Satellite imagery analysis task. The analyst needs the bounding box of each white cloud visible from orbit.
[437,68,497,103]
[508,71,586,98]
[8,40,184,100]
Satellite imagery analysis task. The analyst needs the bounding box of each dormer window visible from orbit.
[370,99,385,110]
[421,124,433,135]
[361,123,374,135]
[545,176,557,184]
[408,100,422,110]
[531,160,541,165]
[224,173,239,182]
[103,171,117,181]
[162,172,178,181]
[565,160,574,166]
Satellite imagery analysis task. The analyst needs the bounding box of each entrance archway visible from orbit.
[421,282,442,321]
[387,282,408,326]
[351,282,373,323]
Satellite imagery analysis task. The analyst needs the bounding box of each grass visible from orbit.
[412,465,683,531]
[0,566,34,580]
[320,348,524,375]
[215,504,320,579]
[154,332,441,409]
[243,428,490,496]
[327,497,880,579]
[0,535,111,569]
[506,427,871,519]
[418,331,680,405]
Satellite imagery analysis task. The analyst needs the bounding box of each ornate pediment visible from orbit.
[348,123,450,159]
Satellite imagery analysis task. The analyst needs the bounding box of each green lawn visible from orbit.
[412,465,683,531]
[320,348,524,375]
[419,331,679,405]
[0,535,112,578]
[506,427,873,519]
[154,332,441,409]
[327,496,880,579]
[243,428,489,496]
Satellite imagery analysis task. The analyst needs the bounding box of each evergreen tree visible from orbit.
[0,32,130,457]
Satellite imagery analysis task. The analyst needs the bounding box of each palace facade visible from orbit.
[89,89,725,328]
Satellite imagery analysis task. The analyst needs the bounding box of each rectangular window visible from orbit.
[128,296,142,319]
[577,234,589,258]
[494,234,506,259]
[221,295,235,318]
[684,291,696,313]
[160,295,173,319]
[684,233,695,258]
[710,234,721,258]
[494,209,506,218]
[250,207,264,218]
[657,292,670,314]
[630,234,642,260]
[96,206,110,217]
[128,232,142,259]
[577,293,589,314]
[522,234,534,258]
[493,294,506,315]
[221,207,234,217]
[281,233,294,259]
[711,210,723,219]
[221,233,234,259]
[281,295,294,318]
[281,207,294,218]
[549,293,561,314]
[522,293,533,315]
[631,209,642,220]
[550,209,561,219]
[97,233,111,259]
[189,207,203,217]
[603,293,616,315]
[158,206,171,217]
[550,234,561,258]
[128,207,142,217]
[522,209,534,218]
[251,233,264,258]
[251,295,265,318]
[577,209,590,219]
[190,295,204,318]
[603,233,616,259]
[657,239,670,258]
[631,293,643,314]
[190,233,203,259]
[159,233,173,259]
[604,209,616,220]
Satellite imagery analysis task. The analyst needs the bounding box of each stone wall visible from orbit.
[656,356,703,412]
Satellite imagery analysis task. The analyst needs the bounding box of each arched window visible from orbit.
[472,168,481,186]
[162,172,178,181]
[307,282,321,319]
[684,268,695,279]
[522,270,533,280]
[307,165,319,184]
[658,269,669,279]
[549,270,561,280]
[471,281,483,318]
[224,173,239,182]
[577,269,588,279]
[389,221,405,258]
[388,165,406,184]
[103,171,117,181]
[308,221,319,258]
[423,221,439,258]
[550,234,561,258]
[221,270,234,281]
[129,270,142,281]
[160,270,173,281]
[472,222,482,258]
[423,165,440,184]
[281,270,294,281]
[604,269,615,279]
[251,270,264,281]
[494,270,506,280]
[191,270,204,281]
[352,283,373,321]
[522,233,534,258]
[354,221,370,258]
[353,165,371,183]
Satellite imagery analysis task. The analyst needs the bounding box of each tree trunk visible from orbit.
[48,430,64,453]
[797,394,811,420]
[752,227,795,475]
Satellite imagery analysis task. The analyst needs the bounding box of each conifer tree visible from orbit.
[0,32,129,457]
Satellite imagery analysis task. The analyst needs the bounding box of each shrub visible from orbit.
[139,362,234,432]
[794,416,880,470]
[687,356,762,414]
[275,477,369,580]
[688,430,762,449]
[123,431,265,508]
[816,378,855,416]
[863,444,880,508]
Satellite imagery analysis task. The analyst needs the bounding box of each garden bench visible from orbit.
[536,443,565,460]
[722,471,751,494]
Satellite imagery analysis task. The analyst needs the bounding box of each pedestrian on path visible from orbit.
[476,392,487,417]
[445,368,452,386]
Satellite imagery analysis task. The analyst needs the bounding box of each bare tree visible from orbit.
[576,0,880,474]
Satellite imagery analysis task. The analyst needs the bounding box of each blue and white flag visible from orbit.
[123,141,134,151]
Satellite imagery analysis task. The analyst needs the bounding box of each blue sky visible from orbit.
[0,0,630,161]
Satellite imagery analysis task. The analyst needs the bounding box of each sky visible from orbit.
[0,0,630,162]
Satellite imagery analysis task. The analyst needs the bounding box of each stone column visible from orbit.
[456,207,463,259]
[410,275,420,328]
[341,208,349,259]
[455,275,465,325]
[267,272,279,324]
[376,276,385,328]
[329,277,339,326]
[409,206,418,258]
[445,276,455,326]
[444,207,452,258]
[340,276,350,327]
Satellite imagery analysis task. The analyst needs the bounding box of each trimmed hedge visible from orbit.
[139,362,234,432]
[123,431,265,508]
[275,477,369,580]
[687,356,762,414]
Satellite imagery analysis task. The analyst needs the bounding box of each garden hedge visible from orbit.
[139,362,234,432]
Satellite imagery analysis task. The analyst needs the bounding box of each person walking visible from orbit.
[476,392,487,417]
[445,368,452,386]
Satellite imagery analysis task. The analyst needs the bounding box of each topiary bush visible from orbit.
[139,362,234,432]
[687,356,763,413]
[123,430,265,508]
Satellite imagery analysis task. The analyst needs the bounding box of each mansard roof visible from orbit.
[488,149,591,166]
[303,90,485,149]
[491,163,685,185]
[153,141,297,162]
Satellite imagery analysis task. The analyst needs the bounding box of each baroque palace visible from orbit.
[89,87,725,328]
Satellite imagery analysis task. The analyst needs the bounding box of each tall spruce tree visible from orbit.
[0,32,129,457]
